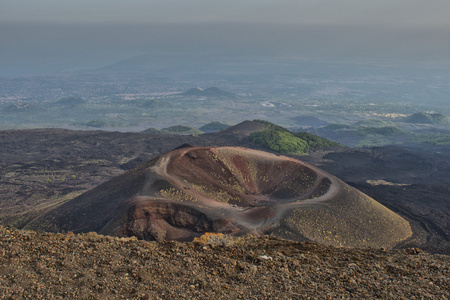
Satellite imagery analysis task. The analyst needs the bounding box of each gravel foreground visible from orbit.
[1,226,448,299]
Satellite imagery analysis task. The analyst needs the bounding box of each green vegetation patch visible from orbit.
[251,120,342,154]
[141,128,162,134]
[294,132,341,150]
[250,129,309,155]
[323,123,351,130]
[414,133,450,146]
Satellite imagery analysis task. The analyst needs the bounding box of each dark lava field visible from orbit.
[0,125,449,254]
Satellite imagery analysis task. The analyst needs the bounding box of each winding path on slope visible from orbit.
[124,146,411,248]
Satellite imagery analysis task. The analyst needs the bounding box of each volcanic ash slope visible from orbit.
[27,146,412,249]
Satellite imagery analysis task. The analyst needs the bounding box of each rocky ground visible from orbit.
[1,225,449,299]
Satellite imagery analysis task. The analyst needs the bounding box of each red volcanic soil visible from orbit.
[27,146,412,249]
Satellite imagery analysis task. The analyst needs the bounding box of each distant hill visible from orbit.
[356,126,405,137]
[160,125,203,135]
[182,87,236,99]
[85,119,107,128]
[98,55,159,73]
[199,122,230,133]
[141,128,162,134]
[55,96,86,108]
[5,102,44,112]
[323,123,352,130]
[354,119,394,128]
[291,116,329,128]
[220,120,268,136]
[248,120,341,154]
[404,112,450,125]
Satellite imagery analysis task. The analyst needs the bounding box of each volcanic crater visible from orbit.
[158,147,330,207]
[28,146,412,249]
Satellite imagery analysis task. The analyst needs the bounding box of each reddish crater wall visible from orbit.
[162,147,329,207]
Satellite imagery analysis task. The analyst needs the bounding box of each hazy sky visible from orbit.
[1,0,450,74]
[2,0,450,28]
